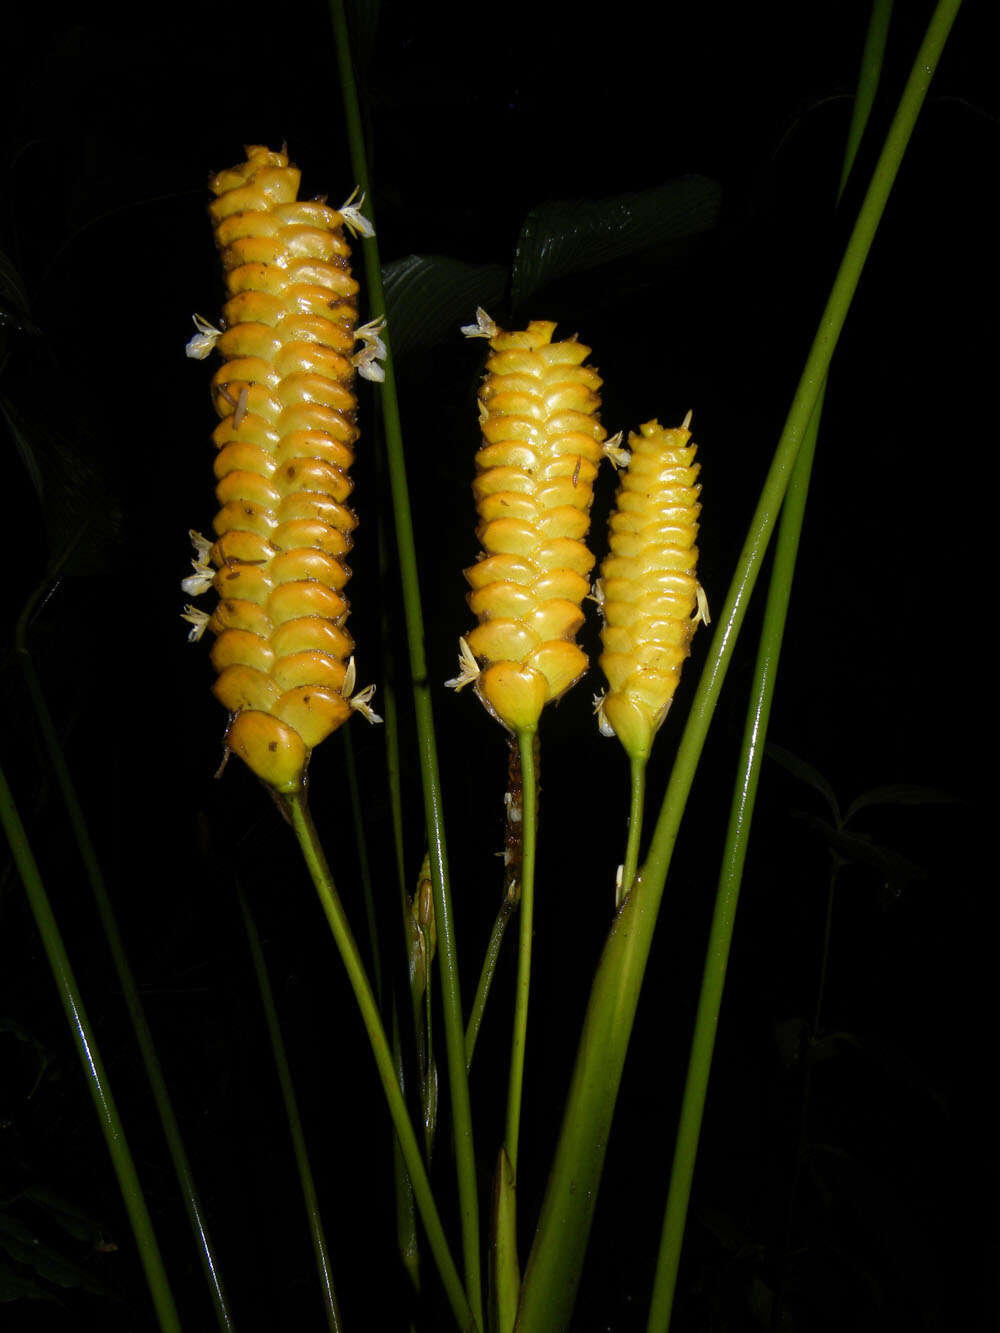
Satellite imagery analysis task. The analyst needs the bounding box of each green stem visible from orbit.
[465,887,518,1073]
[505,729,538,1178]
[516,6,961,1326]
[646,6,896,1328]
[287,790,478,1331]
[0,758,181,1333]
[15,586,235,1329]
[329,3,482,1319]
[238,887,343,1332]
[342,724,383,1006]
[620,756,647,907]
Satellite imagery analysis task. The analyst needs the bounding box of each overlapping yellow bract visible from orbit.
[597,418,705,759]
[191,146,368,792]
[452,321,606,731]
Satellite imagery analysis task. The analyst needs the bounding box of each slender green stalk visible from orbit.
[465,886,518,1073]
[647,6,896,1327]
[238,887,343,1332]
[504,728,538,1178]
[342,725,383,1005]
[329,3,482,1320]
[0,758,181,1333]
[619,756,647,907]
[15,584,236,1330]
[516,6,961,1326]
[286,790,478,1331]
[392,1006,422,1299]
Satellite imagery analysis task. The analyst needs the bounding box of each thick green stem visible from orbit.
[505,729,538,1178]
[0,759,181,1333]
[646,5,897,1328]
[329,6,482,1320]
[239,887,343,1332]
[516,6,961,1326]
[286,790,478,1331]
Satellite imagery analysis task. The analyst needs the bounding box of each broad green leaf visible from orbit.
[0,1216,111,1295]
[21,1187,106,1246]
[791,812,925,884]
[0,1260,62,1304]
[511,175,723,311]
[766,744,842,823]
[845,784,960,823]
[382,255,508,358]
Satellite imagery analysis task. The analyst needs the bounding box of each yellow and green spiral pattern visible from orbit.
[597,418,705,759]
[194,146,364,792]
[453,320,605,731]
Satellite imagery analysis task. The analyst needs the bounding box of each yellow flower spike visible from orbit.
[449,316,606,731]
[597,416,708,760]
[186,144,380,792]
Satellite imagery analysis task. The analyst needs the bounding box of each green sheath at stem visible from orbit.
[646,4,896,1327]
[0,759,182,1333]
[515,4,962,1326]
[329,4,482,1320]
[239,888,343,1333]
[620,756,647,906]
[505,728,538,1178]
[287,791,478,1331]
[465,887,518,1073]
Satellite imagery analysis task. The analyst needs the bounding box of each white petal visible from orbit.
[601,431,631,469]
[338,187,375,238]
[444,636,480,691]
[181,606,210,642]
[460,307,498,340]
[185,314,222,360]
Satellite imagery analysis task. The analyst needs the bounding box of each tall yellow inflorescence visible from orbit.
[448,316,607,732]
[596,417,707,760]
[182,145,381,794]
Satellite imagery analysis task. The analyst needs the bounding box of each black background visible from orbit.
[1,2,994,1329]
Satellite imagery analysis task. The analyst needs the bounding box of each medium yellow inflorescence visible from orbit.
[595,417,707,760]
[448,317,606,731]
[182,145,381,793]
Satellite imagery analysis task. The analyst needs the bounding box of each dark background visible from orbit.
[1,2,994,1329]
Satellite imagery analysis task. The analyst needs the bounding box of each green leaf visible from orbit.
[766,744,842,824]
[844,784,961,823]
[0,1216,112,1296]
[511,175,723,311]
[21,1187,106,1246]
[790,812,925,884]
[382,255,508,358]
[0,1261,63,1305]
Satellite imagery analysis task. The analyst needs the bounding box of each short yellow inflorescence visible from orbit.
[595,416,708,760]
[182,145,381,794]
[448,316,607,732]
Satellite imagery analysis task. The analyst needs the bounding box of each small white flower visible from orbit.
[444,636,480,691]
[352,316,387,382]
[181,529,215,596]
[185,314,222,360]
[460,307,498,340]
[339,656,383,723]
[181,605,210,642]
[601,431,631,469]
[593,690,615,738]
[338,186,375,239]
[349,683,383,724]
[695,582,711,626]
